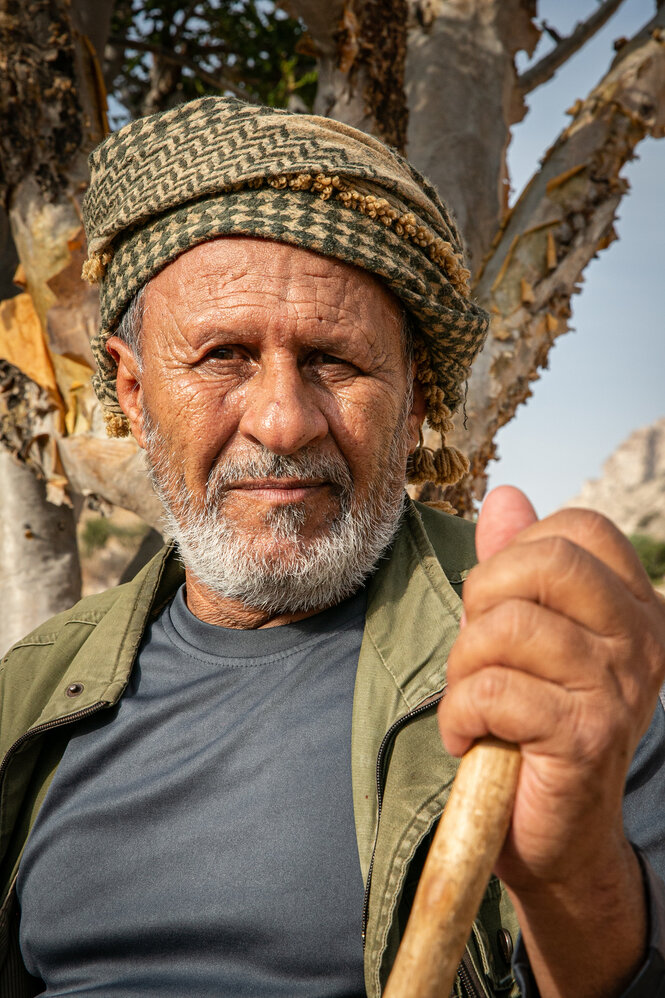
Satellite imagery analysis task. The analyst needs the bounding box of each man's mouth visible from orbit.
[226,479,329,503]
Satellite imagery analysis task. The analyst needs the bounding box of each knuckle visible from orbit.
[541,534,578,568]
[499,599,530,645]
[552,507,619,542]
[640,627,665,687]
[474,666,508,708]
[476,602,528,660]
[538,536,586,592]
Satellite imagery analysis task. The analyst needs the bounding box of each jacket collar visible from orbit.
[364,499,465,708]
[351,499,469,879]
[11,542,184,735]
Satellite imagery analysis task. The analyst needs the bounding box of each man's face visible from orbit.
[110,237,424,620]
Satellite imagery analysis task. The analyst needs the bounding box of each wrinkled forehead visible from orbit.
[147,236,402,314]
[138,236,409,363]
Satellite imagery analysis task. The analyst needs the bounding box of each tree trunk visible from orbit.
[0,207,19,300]
[405,0,539,272]
[0,0,116,637]
[286,0,409,150]
[444,7,665,511]
[0,450,80,652]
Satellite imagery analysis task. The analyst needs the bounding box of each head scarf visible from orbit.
[82,95,489,486]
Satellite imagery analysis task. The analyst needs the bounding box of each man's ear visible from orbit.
[407,372,427,453]
[106,336,148,448]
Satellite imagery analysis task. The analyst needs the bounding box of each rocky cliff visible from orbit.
[566,417,665,540]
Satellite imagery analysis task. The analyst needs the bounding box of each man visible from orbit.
[1,96,664,998]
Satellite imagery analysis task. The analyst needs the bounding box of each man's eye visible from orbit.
[312,352,348,366]
[205,346,240,361]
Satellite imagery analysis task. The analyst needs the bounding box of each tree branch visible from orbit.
[518,0,628,95]
[107,35,253,99]
[444,7,665,511]
[58,435,165,532]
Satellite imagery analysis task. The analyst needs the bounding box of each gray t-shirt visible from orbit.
[17,585,367,997]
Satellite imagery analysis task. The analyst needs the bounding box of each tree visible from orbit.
[1,0,664,649]
[0,0,163,649]
[104,0,317,119]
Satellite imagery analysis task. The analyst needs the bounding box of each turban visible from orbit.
[82,95,489,486]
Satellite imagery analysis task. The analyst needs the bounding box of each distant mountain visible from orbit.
[565,417,665,540]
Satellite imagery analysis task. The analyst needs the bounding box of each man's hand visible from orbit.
[438,485,665,997]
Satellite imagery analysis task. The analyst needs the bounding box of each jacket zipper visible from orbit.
[459,950,490,998]
[361,690,444,946]
[0,702,110,808]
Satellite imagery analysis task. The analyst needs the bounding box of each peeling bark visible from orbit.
[0,0,84,204]
[444,10,665,509]
[0,0,114,645]
[0,359,61,483]
[286,0,409,150]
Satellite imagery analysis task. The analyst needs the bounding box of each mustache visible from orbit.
[207,447,354,496]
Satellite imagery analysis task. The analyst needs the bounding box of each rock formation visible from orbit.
[566,418,665,540]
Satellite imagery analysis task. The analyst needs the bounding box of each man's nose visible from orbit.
[237,359,328,454]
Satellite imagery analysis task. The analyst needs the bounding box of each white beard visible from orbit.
[143,417,411,616]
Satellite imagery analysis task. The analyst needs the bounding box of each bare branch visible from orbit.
[444,8,665,510]
[107,35,253,99]
[58,435,165,532]
[519,0,628,95]
[540,20,563,45]
[172,0,199,36]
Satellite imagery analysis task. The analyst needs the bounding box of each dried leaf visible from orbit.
[546,231,557,270]
[51,353,95,435]
[0,293,62,406]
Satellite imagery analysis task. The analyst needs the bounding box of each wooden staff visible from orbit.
[383,737,521,998]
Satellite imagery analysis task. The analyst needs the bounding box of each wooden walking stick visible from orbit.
[383,737,521,998]
[384,487,537,997]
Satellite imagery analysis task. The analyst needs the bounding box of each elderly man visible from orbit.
[1,96,665,998]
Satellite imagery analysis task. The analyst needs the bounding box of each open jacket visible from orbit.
[0,501,520,997]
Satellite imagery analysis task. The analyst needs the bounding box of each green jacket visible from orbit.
[0,500,520,997]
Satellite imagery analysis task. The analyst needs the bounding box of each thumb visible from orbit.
[475,485,539,563]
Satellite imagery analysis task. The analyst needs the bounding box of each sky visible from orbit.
[485,0,665,516]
